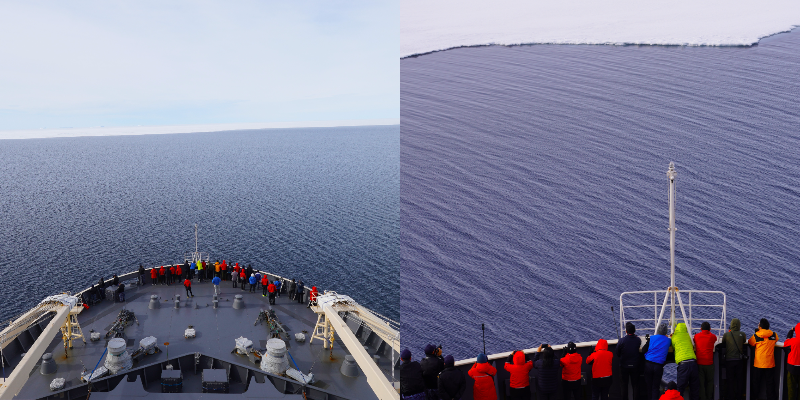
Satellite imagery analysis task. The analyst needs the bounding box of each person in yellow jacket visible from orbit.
[196,260,204,282]
[748,318,778,400]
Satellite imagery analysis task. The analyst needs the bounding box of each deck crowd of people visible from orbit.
[400,319,800,400]
[82,260,320,308]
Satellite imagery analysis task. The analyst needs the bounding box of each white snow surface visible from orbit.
[401,0,800,58]
[0,119,399,140]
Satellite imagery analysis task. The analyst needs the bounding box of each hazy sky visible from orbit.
[0,1,398,130]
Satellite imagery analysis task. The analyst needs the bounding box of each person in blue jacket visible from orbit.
[296,281,305,303]
[642,324,671,400]
[212,276,221,296]
[249,274,257,293]
[274,279,282,297]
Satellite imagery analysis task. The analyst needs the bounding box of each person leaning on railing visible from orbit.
[693,322,717,400]
[785,323,800,400]
[642,324,669,400]
[586,338,614,400]
[438,354,466,400]
[533,344,560,400]
[671,323,700,400]
[399,348,426,399]
[468,353,497,400]
[560,342,583,400]
[719,318,747,400]
[504,348,533,399]
[749,318,778,400]
[420,344,444,398]
[617,322,642,400]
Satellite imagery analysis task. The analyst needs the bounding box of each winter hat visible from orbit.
[567,342,577,354]
[477,353,488,364]
[444,355,454,367]
[424,344,436,355]
[701,321,711,331]
[626,322,636,334]
[401,348,411,360]
[760,318,770,330]
[667,381,677,391]
[657,323,668,335]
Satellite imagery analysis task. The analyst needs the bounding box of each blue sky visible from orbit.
[0,1,398,131]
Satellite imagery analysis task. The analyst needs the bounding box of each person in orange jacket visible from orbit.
[749,318,778,400]
[183,278,193,297]
[468,353,497,400]
[504,350,533,399]
[660,381,684,400]
[561,342,584,400]
[785,323,800,400]
[586,338,614,400]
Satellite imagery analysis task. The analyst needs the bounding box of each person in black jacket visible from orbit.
[399,349,426,399]
[617,322,642,400]
[98,277,106,299]
[420,344,445,397]
[438,355,466,400]
[533,345,561,400]
[137,264,145,286]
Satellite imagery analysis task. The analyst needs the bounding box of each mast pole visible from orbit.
[195,224,198,255]
[667,162,677,329]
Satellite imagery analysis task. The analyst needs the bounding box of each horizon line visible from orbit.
[0,119,400,140]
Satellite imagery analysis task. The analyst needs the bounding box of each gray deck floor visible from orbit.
[15,278,387,399]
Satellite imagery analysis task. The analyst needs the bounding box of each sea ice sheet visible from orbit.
[401,0,800,57]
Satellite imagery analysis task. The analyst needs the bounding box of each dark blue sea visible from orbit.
[0,125,398,324]
[401,29,800,360]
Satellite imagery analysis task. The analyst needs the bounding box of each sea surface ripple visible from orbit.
[0,125,398,323]
[401,30,800,360]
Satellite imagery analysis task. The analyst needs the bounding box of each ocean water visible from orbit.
[0,125,398,323]
[401,30,800,360]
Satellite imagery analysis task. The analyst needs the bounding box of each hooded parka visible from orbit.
[468,361,497,400]
[749,328,778,368]
[586,339,613,378]
[504,351,533,389]
[671,323,697,364]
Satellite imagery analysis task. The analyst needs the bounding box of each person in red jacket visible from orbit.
[307,286,319,308]
[586,338,614,400]
[159,266,166,285]
[561,342,584,400]
[261,275,270,297]
[168,265,175,285]
[504,350,533,399]
[660,381,684,400]
[267,281,276,305]
[693,321,718,400]
[175,265,182,280]
[468,353,497,400]
[785,323,800,400]
[220,260,227,281]
[150,267,158,285]
[183,278,193,297]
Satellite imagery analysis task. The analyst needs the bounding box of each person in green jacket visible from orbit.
[672,323,700,400]
[720,318,747,400]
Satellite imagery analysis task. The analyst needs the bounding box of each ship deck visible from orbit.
[8,272,396,400]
